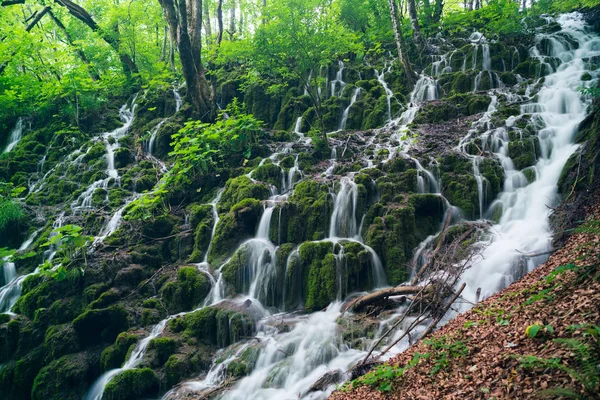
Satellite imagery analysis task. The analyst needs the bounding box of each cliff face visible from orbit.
[1,8,599,400]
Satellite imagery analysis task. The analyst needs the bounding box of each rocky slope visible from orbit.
[0,7,599,400]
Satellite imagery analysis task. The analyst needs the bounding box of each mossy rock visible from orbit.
[100,333,139,370]
[219,176,271,212]
[252,162,283,190]
[208,198,263,265]
[72,305,129,345]
[507,135,541,170]
[103,368,159,400]
[31,352,98,400]
[147,337,178,365]
[43,324,80,361]
[160,266,211,314]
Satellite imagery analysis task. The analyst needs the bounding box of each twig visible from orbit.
[418,282,466,340]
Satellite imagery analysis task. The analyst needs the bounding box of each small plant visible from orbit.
[519,330,600,399]
[348,352,428,392]
[424,336,469,375]
[525,323,554,339]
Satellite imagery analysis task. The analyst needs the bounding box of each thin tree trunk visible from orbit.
[161,25,167,61]
[159,0,213,118]
[203,0,212,45]
[261,0,266,25]
[228,0,236,40]
[238,0,243,35]
[387,0,414,86]
[407,0,424,50]
[433,0,444,22]
[216,0,223,45]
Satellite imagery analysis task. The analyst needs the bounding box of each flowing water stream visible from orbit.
[19,11,596,400]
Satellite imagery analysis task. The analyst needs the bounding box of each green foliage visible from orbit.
[423,336,469,375]
[519,330,600,398]
[347,352,427,392]
[39,225,92,280]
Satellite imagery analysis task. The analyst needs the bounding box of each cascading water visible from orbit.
[338,88,361,131]
[375,64,395,120]
[3,117,23,153]
[458,13,600,302]
[0,215,63,314]
[72,96,138,210]
[331,60,346,97]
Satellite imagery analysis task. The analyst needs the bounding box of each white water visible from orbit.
[375,64,395,120]
[72,97,138,210]
[331,60,346,98]
[3,118,23,153]
[339,88,361,131]
[459,13,599,302]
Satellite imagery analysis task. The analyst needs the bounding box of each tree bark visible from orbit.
[228,0,236,40]
[159,0,213,118]
[0,0,24,6]
[387,0,414,86]
[345,285,425,313]
[216,0,224,45]
[433,0,444,23]
[203,0,212,45]
[407,0,425,50]
[161,25,167,61]
[52,0,139,81]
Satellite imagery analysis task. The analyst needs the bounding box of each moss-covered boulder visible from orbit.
[100,333,139,370]
[160,266,211,313]
[103,368,159,400]
[31,352,99,400]
[72,306,129,345]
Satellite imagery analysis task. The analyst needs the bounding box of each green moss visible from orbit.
[31,352,96,400]
[507,135,541,170]
[252,163,283,190]
[147,337,177,365]
[100,333,139,370]
[219,175,271,212]
[103,368,159,400]
[160,266,211,314]
[72,305,129,345]
[43,324,80,360]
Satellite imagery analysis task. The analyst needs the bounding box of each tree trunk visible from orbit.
[387,0,414,86]
[228,0,236,40]
[48,10,100,81]
[159,0,213,119]
[407,0,424,49]
[203,0,212,45]
[52,0,139,82]
[344,286,425,313]
[216,0,224,45]
[433,0,444,23]
[238,0,243,35]
[161,25,167,61]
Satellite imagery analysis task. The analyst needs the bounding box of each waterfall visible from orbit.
[338,88,361,131]
[293,117,303,137]
[412,75,439,102]
[85,319,169,400]
[3,118,23,153]
[329,177,359,239]
[459,12,600,302]
[147,120,166,156]
[330,60,346,97]
[0,216,62,314]
[173,88,182,112]
[72,96,138,210]
[375,65,395,120]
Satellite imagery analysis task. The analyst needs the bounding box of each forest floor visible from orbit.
[330,193,600,400]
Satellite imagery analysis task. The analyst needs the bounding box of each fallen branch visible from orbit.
[418,282,466,340]
[516,248,555,258]
[411,209,453,285]
[344,285,424,313]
